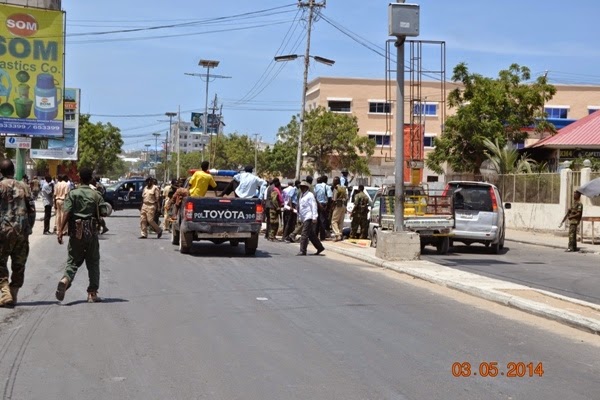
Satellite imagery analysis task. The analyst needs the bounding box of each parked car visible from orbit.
[103,179,146,211]
[342,185,379,229]
[443,181,511,254]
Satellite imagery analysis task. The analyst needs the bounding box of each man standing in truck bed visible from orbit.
[189,161,217,198]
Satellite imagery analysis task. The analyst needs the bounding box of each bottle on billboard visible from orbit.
[34,73,62,120]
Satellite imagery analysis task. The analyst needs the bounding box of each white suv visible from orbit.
[342,186,379,229]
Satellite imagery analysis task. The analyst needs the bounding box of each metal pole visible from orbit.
[394,38,405,232]
[296,0,315,181]
[254,133,260,173]
[177,106,181,179]
[204,66,211,165]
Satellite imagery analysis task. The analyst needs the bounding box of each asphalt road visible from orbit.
[422,242,600,306]
[0,210,599,400]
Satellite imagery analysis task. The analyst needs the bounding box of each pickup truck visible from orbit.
[170,170,263,255]
[103,179,146,211]
[368,184,455,254]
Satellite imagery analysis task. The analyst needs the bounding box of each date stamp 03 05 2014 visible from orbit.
[452,362,544,378]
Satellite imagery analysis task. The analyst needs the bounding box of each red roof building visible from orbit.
[532,110,600,149]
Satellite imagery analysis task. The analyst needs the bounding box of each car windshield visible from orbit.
[449,184,493,212]
[366,189,378,200]
[105,182,121,191]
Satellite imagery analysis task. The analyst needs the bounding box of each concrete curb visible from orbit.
[327,244,600,335]
[506,238,600,255]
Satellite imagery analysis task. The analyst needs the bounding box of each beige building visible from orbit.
[306,76,600,185]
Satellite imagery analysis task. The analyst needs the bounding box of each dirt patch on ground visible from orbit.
[500,289,600,320]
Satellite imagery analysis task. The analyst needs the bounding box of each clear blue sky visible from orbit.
[61,0,600,152]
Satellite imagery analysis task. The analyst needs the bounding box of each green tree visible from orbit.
[426,63,556,174]
[78,114,124,175]
[261,116,299,178]
[303,107,374,175]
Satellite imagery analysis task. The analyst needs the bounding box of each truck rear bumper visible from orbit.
[180,221,261,238]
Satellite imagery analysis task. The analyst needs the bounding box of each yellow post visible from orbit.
[410,168,420,185]
[48,160,59,178]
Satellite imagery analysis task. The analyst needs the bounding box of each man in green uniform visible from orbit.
[561,191,583,252]
[331,177,348,242]
[55,167,109,303]
[349,185,370,240]
[0,159,36,307]
[268,178,283,241]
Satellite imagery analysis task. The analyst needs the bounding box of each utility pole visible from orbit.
[295,0,326,181]
[210,94,219,165]
[177,105,181,179]
[152,132,161,168]
[165,111,177,182]
[253,133,260,173]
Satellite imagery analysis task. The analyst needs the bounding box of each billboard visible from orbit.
[190,112,219,134]
[0,4,65,137]
[30,87,78,159]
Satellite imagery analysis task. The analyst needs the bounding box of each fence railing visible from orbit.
[496,173,561,204]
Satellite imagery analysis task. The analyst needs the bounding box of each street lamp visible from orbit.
[185,59,231,165]
[152,132,161,166]
[165,111,177,182]
[274,53,335,180]
[144,144,151,175]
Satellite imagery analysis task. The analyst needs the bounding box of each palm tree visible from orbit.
[482,138,535,174]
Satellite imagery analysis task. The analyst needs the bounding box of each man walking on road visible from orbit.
[267,178,283,241]
[561,191,583,252]
[56,167,109,303]
[139,177,163,239]
[41,175,53,235]
[0,159,36,307]
[53,174,70,236]
[296,181,325,256]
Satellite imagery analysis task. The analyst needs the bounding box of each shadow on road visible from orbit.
[63,297,129,306]
[170,244,273,259]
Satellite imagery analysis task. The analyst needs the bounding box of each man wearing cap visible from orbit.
[296,181,325,256]
[233,165,266,198]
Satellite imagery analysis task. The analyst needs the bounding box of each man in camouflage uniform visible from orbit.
[56,167,109,303]
[331,177,348,242]
[349,185,370,240]
[561,191,583,252]
[0,159,36,307]
[268,178,283,241]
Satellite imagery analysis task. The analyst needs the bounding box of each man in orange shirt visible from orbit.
[189,161,218,197]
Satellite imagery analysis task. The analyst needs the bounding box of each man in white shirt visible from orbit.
[233,165,266,198]
[296,181,325,256]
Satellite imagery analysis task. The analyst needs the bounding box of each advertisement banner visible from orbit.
[30,87,78,159]
[0,4,65,137]
[190,112,219,134]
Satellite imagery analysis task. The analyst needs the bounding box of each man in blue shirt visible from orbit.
[314,175,332,240]
[233,165,266,198]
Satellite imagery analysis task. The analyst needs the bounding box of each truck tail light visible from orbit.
[489,187,498,212]
[185,201,193,221]
[255,203,264,222]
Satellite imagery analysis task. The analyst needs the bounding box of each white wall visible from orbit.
[505,203,565,231]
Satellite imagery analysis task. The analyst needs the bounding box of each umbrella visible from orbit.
[577,177,600,197]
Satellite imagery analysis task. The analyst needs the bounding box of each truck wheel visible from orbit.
[436,237,450,255]
[179,231,192,254]
[230,240,239,247]
[245,233,259,256]
[171,228,180,245]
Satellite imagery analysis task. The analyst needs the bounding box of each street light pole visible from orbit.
[153,132,161,167]
[253,133,260,173]
[165,111,177,182]
[144,144,151,176]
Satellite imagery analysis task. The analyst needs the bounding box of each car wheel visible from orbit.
[499,228,505,250]
[436,236,450,255]
[491,239,501,254]
[230,240,239,247]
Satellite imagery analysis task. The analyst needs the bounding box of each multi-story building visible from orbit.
[169,121,209,155]
[306,76,600,185]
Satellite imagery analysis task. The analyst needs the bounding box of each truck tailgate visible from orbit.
[185,198,261,223]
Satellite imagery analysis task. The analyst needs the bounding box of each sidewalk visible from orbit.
[325,234,600,335]
[505,227,600,254]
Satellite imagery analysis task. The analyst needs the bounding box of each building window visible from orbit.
[413,102,437,116]
[545,107,568,119]
[328,100,351,112]
[369,134,391,146]
[424,134,436,148]
[588,107,600,115]
[369,102,391,114]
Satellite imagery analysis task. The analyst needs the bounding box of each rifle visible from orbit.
[559,210,570,228]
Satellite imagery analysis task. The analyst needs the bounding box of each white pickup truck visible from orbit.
[368,184,455,254]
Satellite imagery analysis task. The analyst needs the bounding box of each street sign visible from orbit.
[409,160,424,169]
[5,137,31,149]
